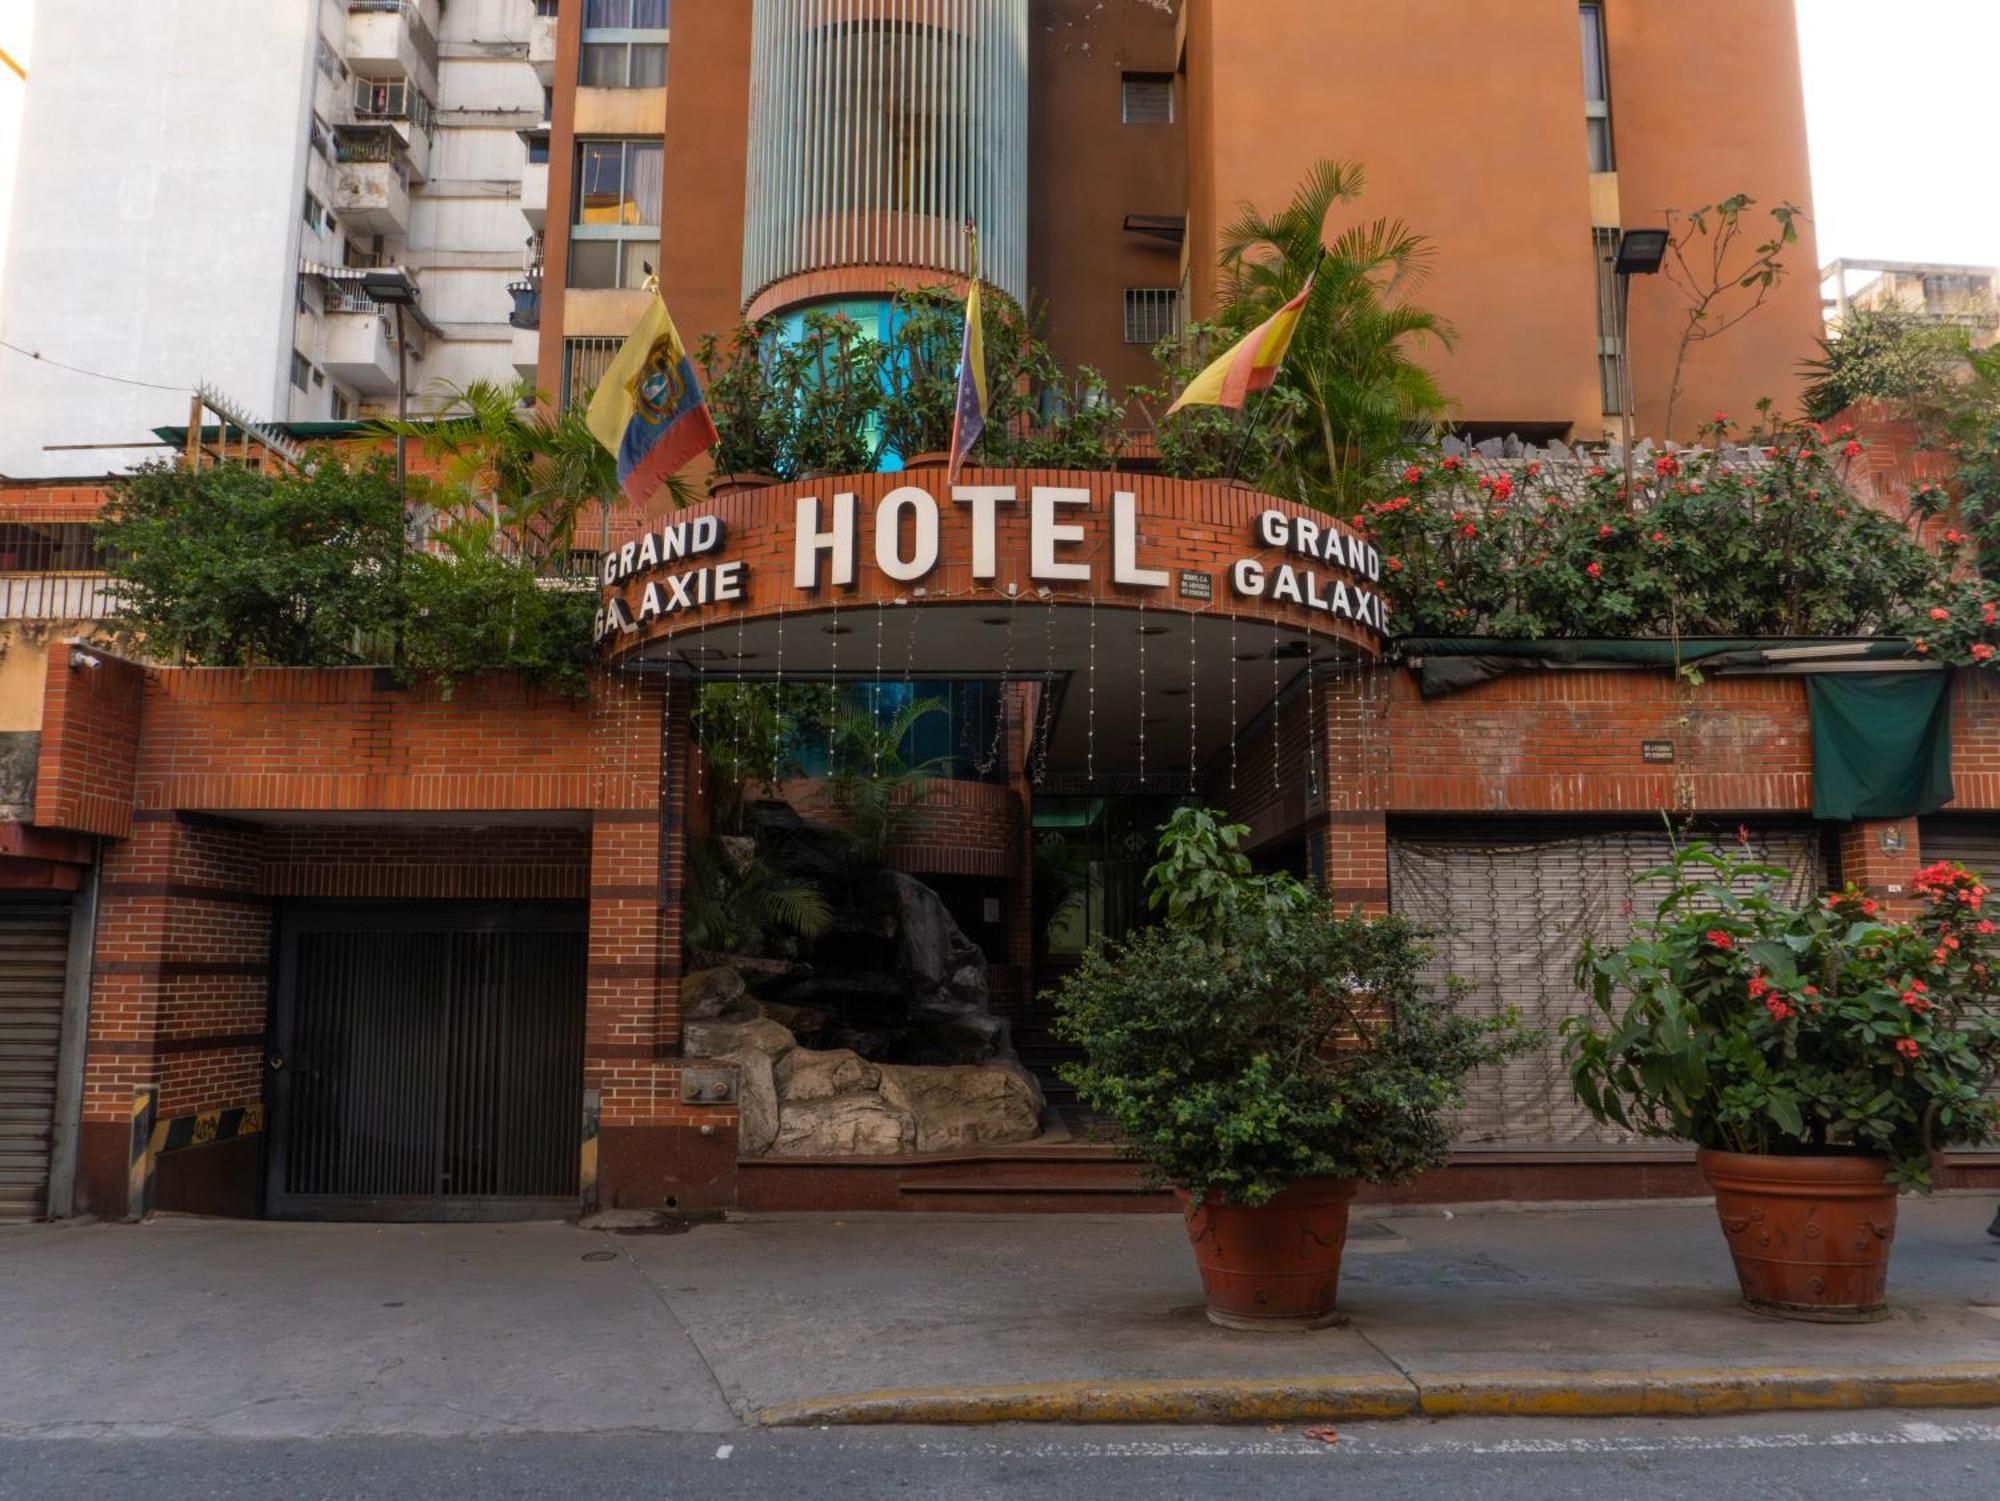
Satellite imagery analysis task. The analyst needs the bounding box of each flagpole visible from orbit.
[1222,248,1324,485]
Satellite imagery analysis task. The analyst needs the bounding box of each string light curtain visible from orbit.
[743,0,1029,308]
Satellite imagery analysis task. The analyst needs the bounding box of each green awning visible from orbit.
[1807,672,1956,823]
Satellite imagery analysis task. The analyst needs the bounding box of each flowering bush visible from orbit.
[1565,838,2000,1187]
[1357,425,1945,641]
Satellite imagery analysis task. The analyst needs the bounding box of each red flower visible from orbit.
[1747,974,1772,999]
[1442,455,1462,472]
[1713,411,1730,425]
[1976,644,1995,663]
[1843,440,1865,459]
[1387,557,1404,573]
[1655,455,1681,478]
[1861,897,1880,915]
[1586,562,1603,578]
[1894,1038,1921,1061]
[1598,524,1614,539]
[1651,531,1666,543]
[1705,929,1735,950]
[1930,607,1951,622]
[1461,523,1479,539]
[1765,996,1795,1022]
[1979,920,1996,936]
[1491,475,1515,503]
[1403,466,1425,485]
[1945,530,1964,545]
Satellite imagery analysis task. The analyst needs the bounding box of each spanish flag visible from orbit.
[1166,272,1317,415]
[586,294,720,504]
[948,226,988,484]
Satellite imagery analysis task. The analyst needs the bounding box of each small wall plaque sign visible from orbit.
[1178,570,1214,601]
[1641,740,1675,764]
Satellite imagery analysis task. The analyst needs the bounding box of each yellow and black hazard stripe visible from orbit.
[150,1103,265,1158]
[579,1088,601,1214]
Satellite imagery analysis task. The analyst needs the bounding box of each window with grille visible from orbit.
[0,524,109,574]
[562,336,624,409]
[1592,228,1627,414]
[1123,288,1180,345]
[1121,73,1173,125]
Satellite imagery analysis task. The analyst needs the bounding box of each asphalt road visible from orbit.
[3,1411,1998,1500]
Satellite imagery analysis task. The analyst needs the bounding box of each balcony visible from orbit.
[520,160,548,230]
[322,298,402,394]
[346,1,439,101]
[348,77,435,181]
[508,276,542,331]
[333,159,411,236]
[0,576,114,623]
[529,13,559,87]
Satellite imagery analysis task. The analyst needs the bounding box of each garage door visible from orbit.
[0,897,72,1223]
[267,905,587,1221]
[1390,827,1827,1148]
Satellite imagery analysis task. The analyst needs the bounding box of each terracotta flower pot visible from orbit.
[1697,1148,1900,1322]
[708,472,779,498]
[902,450,953,469]
[1174,1177,1358,1331]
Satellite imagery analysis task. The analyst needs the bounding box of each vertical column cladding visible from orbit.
[742,0,1028,308]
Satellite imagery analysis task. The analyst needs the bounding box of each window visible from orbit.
[561,336,624,409]
[331,390,354,421]
[290,351,313,393]
[1123,288,1180,345]
[1121,73,1173,125]
[309,113,333,163]
[568,138,662,288]
[353,76,436,135]
[581,0,668,88]
[526,131,551,166]
[302,190,326,234]
[0,524,109,575]
[536,0,561,14]
[1579,2,1615,173]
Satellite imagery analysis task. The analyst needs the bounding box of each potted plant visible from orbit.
[1567,837,2000,1321]
[1052,809,1529,1330]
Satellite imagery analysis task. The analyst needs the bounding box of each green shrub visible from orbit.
[1051,809,1530,1205]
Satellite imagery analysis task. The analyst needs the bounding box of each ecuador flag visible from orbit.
[1165,272,1316,415]
[586,295,720,504]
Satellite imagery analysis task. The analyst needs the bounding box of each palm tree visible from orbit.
[1217,159,1455,511]
[374,378,691,573]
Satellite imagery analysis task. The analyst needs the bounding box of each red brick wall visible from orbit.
[1836,399,1960,538]
[777,776,1022,878]
[34,645,144,837]
[0,480,114,523]
[260,825,591,900]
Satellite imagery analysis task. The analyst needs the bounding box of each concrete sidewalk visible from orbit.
[2,1196,1998,1435]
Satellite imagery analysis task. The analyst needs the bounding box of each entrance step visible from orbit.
[896,1154,1172,1213]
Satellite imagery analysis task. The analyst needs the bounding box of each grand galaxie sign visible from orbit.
[594,481,1388,643]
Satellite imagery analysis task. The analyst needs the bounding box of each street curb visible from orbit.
[753,1363,2000,1427]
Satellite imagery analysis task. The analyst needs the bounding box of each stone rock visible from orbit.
[771,1095,916,1156]
[775,1046,880,1104]
[683,1016,793,1062]
[683,966,750,1022]
[745,800,858,885]
[761,1000,836,1045]
[877,1061,1046,1154]
[727,1047,782,1157]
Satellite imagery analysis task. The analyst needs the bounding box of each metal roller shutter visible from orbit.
[0,897,73,1222]
[1916,819,2000,885]
[1389,827,1826,1148]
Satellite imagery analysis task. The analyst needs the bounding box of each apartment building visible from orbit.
[1824,258,2000,349]
[524,0,1821,446]
[0,0,545,480]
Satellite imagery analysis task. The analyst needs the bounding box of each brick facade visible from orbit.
[26,459,2000,1214]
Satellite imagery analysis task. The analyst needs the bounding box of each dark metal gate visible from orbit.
[267,905,587,1221]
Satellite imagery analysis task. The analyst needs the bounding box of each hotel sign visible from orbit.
[596,482,1388,642]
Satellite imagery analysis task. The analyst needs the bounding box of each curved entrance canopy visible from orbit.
[598,468,1387,779]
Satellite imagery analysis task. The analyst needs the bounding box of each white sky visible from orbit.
[0,1,1995,300]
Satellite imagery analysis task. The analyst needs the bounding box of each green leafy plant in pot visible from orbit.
[1051,808,1530,1330]
[1566,837,2000,1321]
